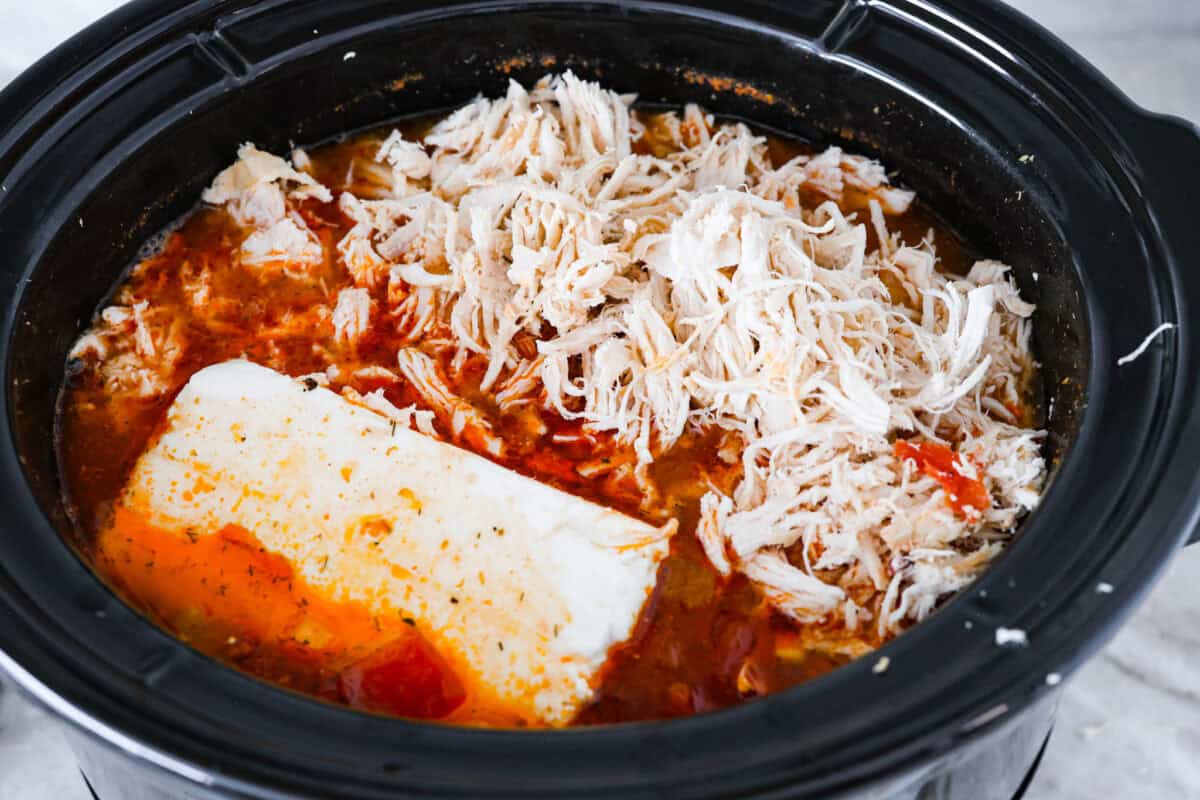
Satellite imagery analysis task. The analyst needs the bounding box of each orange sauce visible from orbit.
[99,507,532,724]
[58,112,983,725]
[894,439,990,519]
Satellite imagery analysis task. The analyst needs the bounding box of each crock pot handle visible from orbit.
[1129,114,1200,547]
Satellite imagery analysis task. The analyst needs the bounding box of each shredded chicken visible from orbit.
[203,144,330,275]
[332,287,372,345]
[203,143,332,221]
[395,349,505,457]
[341,386,439,437]
[494,357,544,411]
[376,130,433,197]
[69,301,184,399]
[75,72,1046,637]
[240,215,324,272]
[330,72,1045,633]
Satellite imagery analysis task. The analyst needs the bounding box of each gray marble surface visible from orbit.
[0,1,1197,798]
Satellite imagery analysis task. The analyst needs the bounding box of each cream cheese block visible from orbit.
[115,360,674,725]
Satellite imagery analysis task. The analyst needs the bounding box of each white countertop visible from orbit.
[1,2,1197,798]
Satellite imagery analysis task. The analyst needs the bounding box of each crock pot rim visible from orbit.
[1,0,1198,797]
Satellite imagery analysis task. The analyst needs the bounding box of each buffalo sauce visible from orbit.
[97,507,527,724]
[58,115,984,726]
[893,439,990,519]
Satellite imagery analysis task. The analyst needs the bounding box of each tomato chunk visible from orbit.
[337,628,466,719]
[894,439,990,518]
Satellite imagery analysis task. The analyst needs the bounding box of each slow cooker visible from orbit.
[0,1,1198,797]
